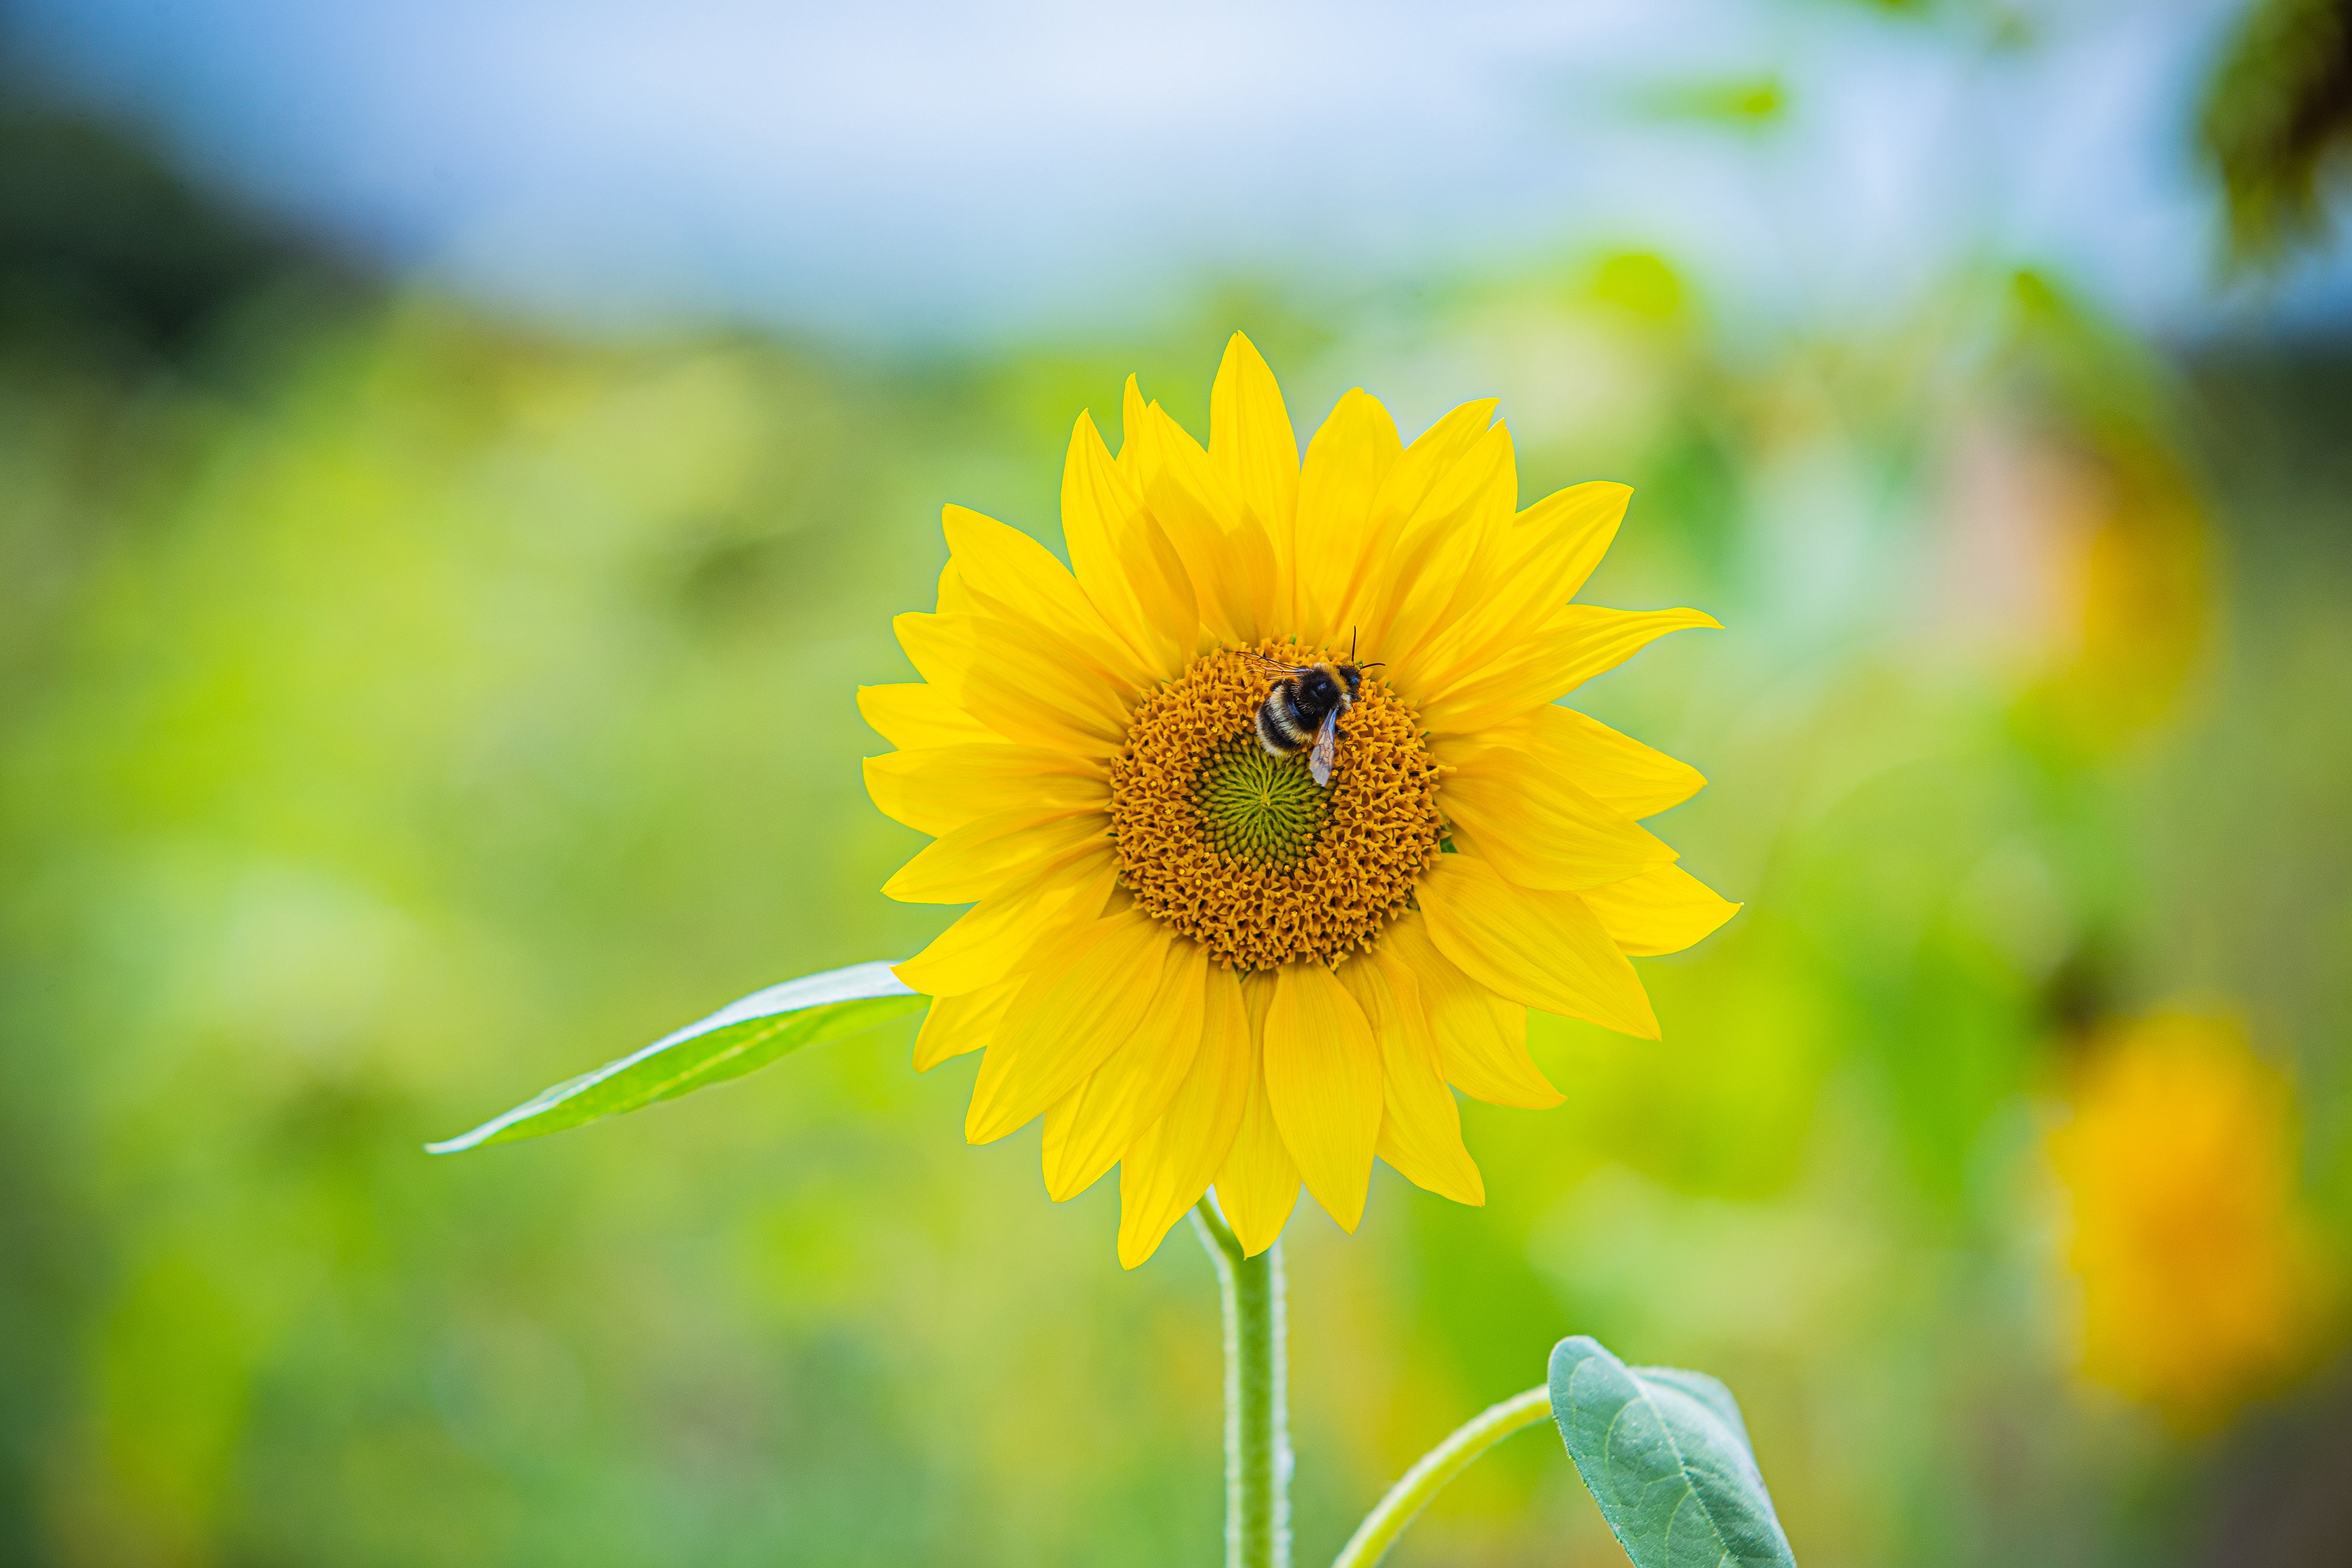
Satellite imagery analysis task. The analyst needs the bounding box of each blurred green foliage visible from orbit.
[4,79,2352,1568]
[2203,0,2352,267]
[1632,76,1789,129]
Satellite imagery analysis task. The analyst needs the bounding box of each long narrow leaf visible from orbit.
[427,961,925,1154]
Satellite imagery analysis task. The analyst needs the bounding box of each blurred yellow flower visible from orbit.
[861,333,1735,1267]
[2049,1011,2336,1432]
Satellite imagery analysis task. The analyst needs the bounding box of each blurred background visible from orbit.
[4,1,2350,1563]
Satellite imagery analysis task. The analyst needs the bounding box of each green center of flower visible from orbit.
[1195,741,1327,862]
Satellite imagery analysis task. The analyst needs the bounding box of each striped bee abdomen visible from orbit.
[1256,683,1316,754]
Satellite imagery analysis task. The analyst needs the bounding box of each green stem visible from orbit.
[1192,1198,1288,1568]
[1328,1385,1552,1568]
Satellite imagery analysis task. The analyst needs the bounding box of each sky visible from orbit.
[14,0,2350,343]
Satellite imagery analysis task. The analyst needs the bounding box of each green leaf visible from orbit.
[1630,75,1789,128]
[1547,1335,1796,1568]
[426,962,925,1154]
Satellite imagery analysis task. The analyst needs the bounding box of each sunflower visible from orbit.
[2050,1011,2337,1431]
[862,334,1736,1268]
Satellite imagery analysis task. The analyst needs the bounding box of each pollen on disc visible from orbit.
[1107,641,1444,971]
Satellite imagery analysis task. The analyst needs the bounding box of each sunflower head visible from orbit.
[863,333,1736,1267]
[2051,1011,2338,1431]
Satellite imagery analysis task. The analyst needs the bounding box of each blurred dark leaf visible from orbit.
[2202,0,2352,268]
[427,963,924,1152]
[1548,1335,1798,1568]
[0,93,355,360]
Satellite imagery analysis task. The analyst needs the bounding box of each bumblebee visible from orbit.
[1246,644,1381,787]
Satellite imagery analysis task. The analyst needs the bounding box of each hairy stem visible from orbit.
[1328,1385,1553,1568]
[1192,1199,1289,1568]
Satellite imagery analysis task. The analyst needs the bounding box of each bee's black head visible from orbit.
[1308,663,1364,705]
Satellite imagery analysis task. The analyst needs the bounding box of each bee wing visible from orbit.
[1242,651,1316,677]
[1309,707,1340,787]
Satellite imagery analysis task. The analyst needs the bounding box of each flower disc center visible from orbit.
[1108,641,1444,971]
[1197,744,1326,862]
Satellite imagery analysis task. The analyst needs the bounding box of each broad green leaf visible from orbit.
[426,962,925,1154]
[1548,1335,1796,1568]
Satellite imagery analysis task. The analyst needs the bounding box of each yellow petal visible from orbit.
[1437,704,1703,821]
[965,911,1172,1142]
[1262,961,1383,1233]
[1417,605,1720,737]
[1412,482,1632,695]
[1547,603,1722,688]
[1038,1089,1085,1193]
[1213,970,1300,1255]
[1580,863,1740,956]
[1061,412,1197,677]
[943,504,1156,694]
[920,611,1135,754]
[1117,373,1149,482]
[1319,397,1498,647]
[893,848,1115,996]
[1117,964,1254,1268]
[913,977,1019,1071]
[937,560,978,614]
[1416,854,1659,1038]
[1336,958,1483,1206]
[1374,914,1561,1108]
[1209,334,1301,621]
[1041,939,1210,1200]
[1438,748,1676,891]
[856,683,998,750]
[1123,402,1228,648]
[882,808,1110,904]
[894,610,977,688]
[861,745,1105,838]
[1292,389,1401,641]
[1508,479,1629,600]
[900,608,1130,754]
[1352,423,1516,667]
[1140,401,1276,644]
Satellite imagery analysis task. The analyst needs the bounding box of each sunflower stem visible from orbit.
[1327,1385,1552,1568]
[1192,1198,1289,1568]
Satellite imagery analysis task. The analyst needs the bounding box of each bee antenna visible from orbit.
[1358,660,1385,670]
